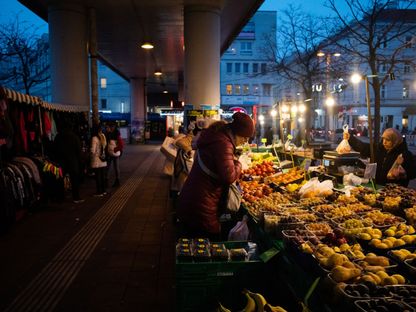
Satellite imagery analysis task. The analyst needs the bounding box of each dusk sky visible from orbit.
[0,0,350,33]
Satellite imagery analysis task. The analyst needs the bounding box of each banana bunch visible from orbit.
[241,289,287,312]
[217,289,287,312]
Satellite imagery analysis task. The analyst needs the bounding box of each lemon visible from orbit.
[392,274,405,284]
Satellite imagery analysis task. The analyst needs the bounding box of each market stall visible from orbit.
[175,143,416,312]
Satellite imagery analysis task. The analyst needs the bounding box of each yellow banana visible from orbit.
[264,303,287,312]
[245,290,267,312]
[241,291,257,312]
[217,302,232,312]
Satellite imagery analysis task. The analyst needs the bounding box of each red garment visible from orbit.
[20,111,28,152]
[177,124,242,235]
[114,134,124,153]
[43,111,52,137]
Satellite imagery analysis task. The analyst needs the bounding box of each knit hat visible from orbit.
[230,112,255,137]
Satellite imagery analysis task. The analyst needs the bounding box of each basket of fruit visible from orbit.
[386,285,416,309]
[305,222,333,238]
[354,298,414,312]
[338,283,392,301]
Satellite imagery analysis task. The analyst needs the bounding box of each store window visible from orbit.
[240,42,253,55]
[243,84,249,95]
[381,85,386,99]
[234,84,241,95]
[100,78,107,89]
[403,82,410,99]
[404,61,411,73]
[226,84,233,95]
[377,62,387,73]
[262,84,271,96]
[243,63,249,74]
[252,63,258,73]
[226,63,232,74]
[253,84,259,95]
[235,63,241,74]
[101,98,107,109]
[261,63,267,74]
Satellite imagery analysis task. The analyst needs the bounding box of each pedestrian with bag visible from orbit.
[105,122,124,187]
[90,125,107,197]
[177,112,255,240]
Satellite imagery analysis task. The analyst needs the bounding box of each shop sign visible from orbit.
[186,109,218,117]
[243,96,259,105]
[160,109,184,116]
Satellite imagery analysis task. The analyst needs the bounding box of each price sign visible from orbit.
[364,163,377,179]
[261,138,267,143]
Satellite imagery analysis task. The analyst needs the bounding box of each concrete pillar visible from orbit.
[130,78,146,123]
[48,3,89,109]
[184,4,221,109]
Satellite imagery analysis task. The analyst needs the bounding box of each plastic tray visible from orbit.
[338,283,392,301]
[354,298,415,312]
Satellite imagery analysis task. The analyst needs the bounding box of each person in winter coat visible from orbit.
[90,125,107,196]
[177,112,255,239]
[105,122,124,187]
[54,122,84,203]
[344,128,416,186]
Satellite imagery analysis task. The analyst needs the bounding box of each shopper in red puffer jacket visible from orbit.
[177,112,255,239]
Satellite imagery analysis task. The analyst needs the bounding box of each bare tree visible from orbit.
[0,16,49,95]
[263,5,343,138]
[326,0,416,145]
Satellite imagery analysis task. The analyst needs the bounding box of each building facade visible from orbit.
[220,11,277,118]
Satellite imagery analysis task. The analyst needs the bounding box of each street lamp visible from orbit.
[350,73,375,162]
[318,51,341,132]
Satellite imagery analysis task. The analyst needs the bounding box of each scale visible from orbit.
[323,151,363,181]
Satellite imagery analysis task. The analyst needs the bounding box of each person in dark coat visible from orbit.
[54,122,84,203]
[177,112,255,239]
[345,128,416,186]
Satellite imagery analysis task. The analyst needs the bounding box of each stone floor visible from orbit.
[0,143,176,312]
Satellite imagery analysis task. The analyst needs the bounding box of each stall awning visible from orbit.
[2,87,42,105]
[1,86,88,112]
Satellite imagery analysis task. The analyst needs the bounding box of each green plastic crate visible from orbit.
[176,241,265,312]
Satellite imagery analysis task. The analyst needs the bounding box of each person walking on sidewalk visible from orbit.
[90,125,107,196]
[105,122,124,187]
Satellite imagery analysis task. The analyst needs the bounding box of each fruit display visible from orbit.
[357,271,406,286]
[405,206,416,225]
[244,192,291,218]
[339,283,392,299]
[264,167,304,185]
[389,249,416,262]
[242,160,276,177]
[338,218,372,236]
[336,194,359,204]
[305,222,333,237]
[217,289,287,312]
[364,211,405,228]
[240,180,273,203]
[355,298,413,311]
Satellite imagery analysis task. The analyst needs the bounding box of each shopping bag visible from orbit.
[336,125,352,154]
[228,215,249,241]
[108,139,121,157]
[387,154,407,180]
[226,182,242,212]
[160,136,177,161]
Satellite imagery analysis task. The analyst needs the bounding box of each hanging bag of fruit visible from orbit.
[336,124,352,154]
[387,153,407,180]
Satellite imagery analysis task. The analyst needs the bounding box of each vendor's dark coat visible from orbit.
[349,135,416,186]
[177,124,242,234]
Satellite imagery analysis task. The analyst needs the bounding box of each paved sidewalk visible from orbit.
[0,143,176,312]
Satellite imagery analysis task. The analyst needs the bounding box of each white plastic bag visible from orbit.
[228,215,250,241]
[160,136,177,161]
[336,124,352,154]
